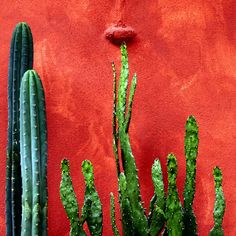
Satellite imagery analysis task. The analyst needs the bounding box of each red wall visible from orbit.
[0,0,236,235]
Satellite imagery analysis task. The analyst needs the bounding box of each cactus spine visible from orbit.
[60,159,102,236]
[183,116,199,235]
[209,167,226,236]
[166,154,183,236]
[6,22,33,236]
[20,70,48,235]
[112,44,148,235]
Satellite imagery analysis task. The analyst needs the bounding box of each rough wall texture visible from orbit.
[0,0,235,235]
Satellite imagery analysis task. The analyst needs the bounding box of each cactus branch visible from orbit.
[110,193,120,236]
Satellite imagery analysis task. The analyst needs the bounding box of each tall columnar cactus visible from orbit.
[20,70,47,236]
[60,159,102,236]
[166,154,183,236]
[183,116,199,235]
[209,167,226,236]
[112,44,148,235]
[6,22,33,236]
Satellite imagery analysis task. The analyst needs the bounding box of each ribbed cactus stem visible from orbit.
[148,159,165,236]
[60,159,86,236]
[20,70,47,236]
[110,193,120,236]
[209,167,226,236]
[166,154,183,236]
[7,22,33,236]
[114,43,148,235]
[183,116,199,236]
[81,160,103,236]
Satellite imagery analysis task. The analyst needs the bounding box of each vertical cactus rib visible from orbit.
[112,62,120,176]
[148,159,165,236]
[183,115,199,236]
[166,154,183,236]
[60,159,86,236]
[20,70,47,236]
[209,167,226,236]
[110,193,120,236]
[115,43,148,235]
[82,160,103,236]
[7,22,33,236]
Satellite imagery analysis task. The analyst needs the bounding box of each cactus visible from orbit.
[60,159,102,236]
[209,167,226,236]
[148,159,165,236]
[112,43,148,235]
[166,154,183,236]
[110,193,120,236]
[20,70,47,235]
[6,22,33,236]
[183,116,199,235]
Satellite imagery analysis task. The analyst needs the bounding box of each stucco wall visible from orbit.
[0,0,235,235]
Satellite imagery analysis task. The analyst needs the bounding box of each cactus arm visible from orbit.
[110,193,120,236]
[124,73,137,132]
[183,115,199,236]
[82,160,102,236]
[209,167,226,236]
[60,159,86,236]
[118,173,134,236]
[166,154,183,236]
[112,62,120,176]
[7,22,33,236]
[148,159,166,236]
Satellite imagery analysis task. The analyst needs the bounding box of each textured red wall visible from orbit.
[0,0,236,235]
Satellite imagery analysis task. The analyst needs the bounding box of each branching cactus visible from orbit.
[60,159,102,236]
[7,22,33,236]
[183,116,199,235]
[209,167,226,236]
[19,70,48,236]
[166,154,183,236]
[111,44,148,235]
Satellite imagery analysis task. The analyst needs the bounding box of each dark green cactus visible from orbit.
[112,43,148,235]
[60,159,102,236]
[20,70,48,236]
[166,154,183,236]
[183,116,199,236]
[209,167,226,236]
[110,193,120,236]
[148,159,165,236]
[7,22,33,236]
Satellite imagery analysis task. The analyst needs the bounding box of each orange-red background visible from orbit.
[0,0,236,235]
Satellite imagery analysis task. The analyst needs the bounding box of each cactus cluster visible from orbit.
[6,23,48,236]
[110,44,226,236]
[60,159,102,236]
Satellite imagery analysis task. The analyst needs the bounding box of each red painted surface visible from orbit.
[0,0,236,235]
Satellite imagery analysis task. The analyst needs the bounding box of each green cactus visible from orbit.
[82,160,103,236]
[60,160,86,236]
[209,167,226,236]
[20,70,47,236]
[166,154,183,236]
[148,159,166,236]
[60,159,102,236]
[112,43,148,235]
[183,116,199,236]
[6,22,33,236]
[110,193,120,236]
